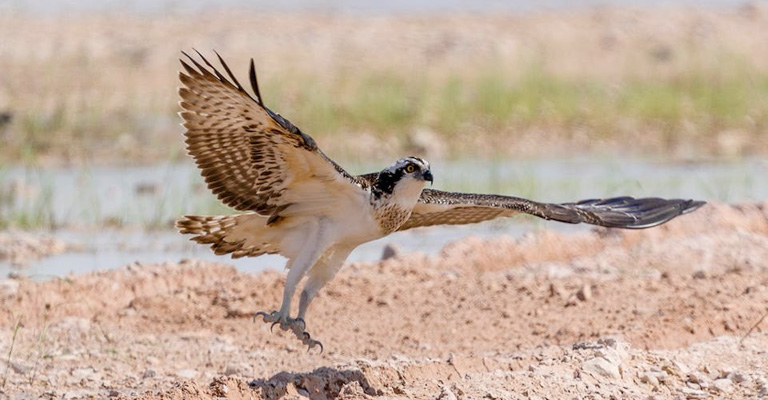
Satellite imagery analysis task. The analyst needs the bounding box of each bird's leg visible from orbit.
[254,230,328,352]
[292,257,346,352]
[254,258,308,335]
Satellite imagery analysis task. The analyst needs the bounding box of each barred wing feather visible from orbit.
[398,189,705,231]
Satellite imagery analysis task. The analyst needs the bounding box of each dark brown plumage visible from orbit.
[398,189,704,231]
[178,51,366,220]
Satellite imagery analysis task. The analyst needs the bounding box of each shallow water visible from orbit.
[1,157,765,279]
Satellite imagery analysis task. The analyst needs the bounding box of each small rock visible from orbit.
[437,385,458,400]
[692,270,707,279]
[549,282,565,298]
[381,243,401,260]
[728,372,749,384]
[687,371,708,384]
[142,369,156,379]
[717,366,735,379]
[712,378,733,393]
[582,357,621,379]
[339,381,368,399]
[576,284,592,301]
[685,382,701,390]
[641,372,660,387]
[680,387,708,399]
[641,369,669,387]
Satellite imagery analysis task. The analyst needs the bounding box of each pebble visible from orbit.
[142,369,156,379]
[758,383,768,396]
[641,372,660,387]
[576,284,592,301]
[641,369,669,387]
[728,372,749,384]
[687,371,707,384]
[582,357,621,379]
[680,387,708,399]
[437,385,458,400]
[712,378,733,393]
[381,243,401,260]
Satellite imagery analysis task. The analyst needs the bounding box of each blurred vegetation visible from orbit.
[1,11,768,165]
[270,63,768,138]
[2,60,767,165]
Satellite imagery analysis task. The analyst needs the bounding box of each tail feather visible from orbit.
[176,213,280,258]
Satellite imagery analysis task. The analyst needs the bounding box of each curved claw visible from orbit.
[306,340,323,354]
[270,321,280,332]
[253,311,269,323]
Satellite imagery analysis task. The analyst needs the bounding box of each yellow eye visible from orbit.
[405,164,415,173]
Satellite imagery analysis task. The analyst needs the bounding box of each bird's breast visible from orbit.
[373,203,412,235]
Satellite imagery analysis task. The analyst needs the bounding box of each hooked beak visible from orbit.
[420,169,434,185]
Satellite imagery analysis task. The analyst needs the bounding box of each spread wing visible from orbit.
[178,51,368,220]
[398,189,705,231]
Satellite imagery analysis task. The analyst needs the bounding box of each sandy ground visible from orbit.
[1,201,767,399]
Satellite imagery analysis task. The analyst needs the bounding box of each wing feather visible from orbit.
[398,189,705,231]
[178,51,368,217]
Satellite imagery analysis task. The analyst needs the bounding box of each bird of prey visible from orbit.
[176,51,705,351]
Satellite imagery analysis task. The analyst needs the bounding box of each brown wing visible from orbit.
[398,189,705,231]
[178,51,367,218]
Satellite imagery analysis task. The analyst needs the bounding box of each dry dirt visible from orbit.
[1,201,768,399]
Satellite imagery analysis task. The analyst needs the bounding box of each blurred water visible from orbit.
[0,157,765,279]
[3,0,749,16]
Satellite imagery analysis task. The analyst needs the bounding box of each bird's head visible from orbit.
[373,156,433,200]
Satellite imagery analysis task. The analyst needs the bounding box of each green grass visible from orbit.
[0,167,57,230]
[2,53,768,164]
[257,61,768,148]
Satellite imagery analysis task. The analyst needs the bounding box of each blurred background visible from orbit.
[0,0,766,277]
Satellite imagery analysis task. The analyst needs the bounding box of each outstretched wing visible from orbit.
[178,51,368,220]
[398,189,705,231]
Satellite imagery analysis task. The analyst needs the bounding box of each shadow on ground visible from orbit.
[245,366,378,400]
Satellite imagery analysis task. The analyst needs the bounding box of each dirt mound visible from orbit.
[0,231,74,267]
[1,202,766,399]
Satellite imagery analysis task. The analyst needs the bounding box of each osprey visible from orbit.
[176,51,705,351]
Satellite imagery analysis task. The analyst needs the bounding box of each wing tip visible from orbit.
[683,199,707,214]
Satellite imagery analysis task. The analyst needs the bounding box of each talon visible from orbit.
[254,310,323,352]
[253,311,269,323]
[306,340,323,354]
